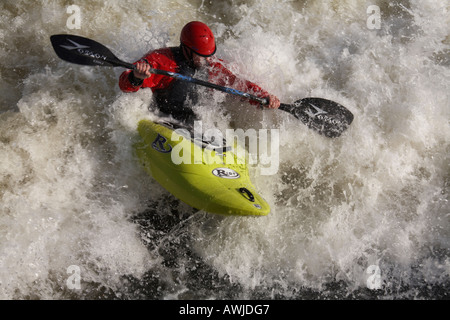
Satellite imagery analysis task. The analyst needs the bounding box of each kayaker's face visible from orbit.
[192,52,211,68]
[182,45,211,69]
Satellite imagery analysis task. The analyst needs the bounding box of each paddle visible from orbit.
[50,34,353,137]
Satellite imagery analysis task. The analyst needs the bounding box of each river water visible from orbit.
[0,0,448,299]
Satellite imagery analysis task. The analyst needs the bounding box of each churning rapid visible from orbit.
[0,0,448,299]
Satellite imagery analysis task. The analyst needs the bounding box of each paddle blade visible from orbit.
[279,98,353,138]
[50,34,134,69]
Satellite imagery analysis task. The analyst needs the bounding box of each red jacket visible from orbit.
[119,47,269,104]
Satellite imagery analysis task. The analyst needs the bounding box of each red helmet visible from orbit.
[180,21,216,57]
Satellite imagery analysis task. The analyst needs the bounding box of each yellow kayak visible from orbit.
[134,119,270,216]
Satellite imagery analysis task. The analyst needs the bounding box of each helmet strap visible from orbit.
[181,44,195,66]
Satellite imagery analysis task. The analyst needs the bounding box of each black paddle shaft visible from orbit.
[50,34,354,137]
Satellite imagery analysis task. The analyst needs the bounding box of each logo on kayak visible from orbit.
[212,168,240,179]
[152,134,172,153]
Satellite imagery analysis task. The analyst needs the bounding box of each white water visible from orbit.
[0,0,449,299]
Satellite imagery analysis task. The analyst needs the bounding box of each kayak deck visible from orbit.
[134,119,270,216]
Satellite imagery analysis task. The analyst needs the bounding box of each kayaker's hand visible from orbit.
[133,61,152,79]
[265,94,280,109]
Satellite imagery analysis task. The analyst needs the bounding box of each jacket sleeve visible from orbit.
[118,55,160,93]
[119,49,177,93]
[118,56,153,93]
[209,61,270,105]
[119,68,143,93]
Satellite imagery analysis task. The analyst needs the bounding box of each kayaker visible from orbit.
[119,21,280,124]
